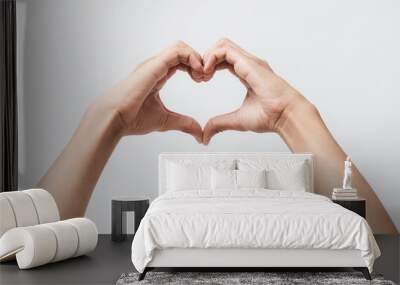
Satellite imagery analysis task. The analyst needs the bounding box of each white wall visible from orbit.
[17,0,400,233]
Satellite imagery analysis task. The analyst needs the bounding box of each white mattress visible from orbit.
[131,190,380,273]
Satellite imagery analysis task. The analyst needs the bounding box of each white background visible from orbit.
[16,0,400,233]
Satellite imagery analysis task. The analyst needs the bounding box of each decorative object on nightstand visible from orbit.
[111,197,150,242]
[332,198,366,218]
[332,156,358,200]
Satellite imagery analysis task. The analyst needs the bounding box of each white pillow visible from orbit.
[211,169,268,190]
[238,159,309,191]
[211,168,236,190]
[236,169,267,189]
[266,162,307,191]
[166,160,235,191]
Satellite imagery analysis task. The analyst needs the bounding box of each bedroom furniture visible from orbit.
[0,189,59,236]
[112,197,149,242]
[132,153,379,281]
[0,218,98,269]
[0,189,98,269]
[332,198,366,218]
[1,235,398,285]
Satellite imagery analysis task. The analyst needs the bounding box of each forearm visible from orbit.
[38,101,123,219]
[275,96,397,234]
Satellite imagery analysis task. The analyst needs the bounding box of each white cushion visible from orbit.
[238,159,309,191]
[166,160,235,191]
[24,189,60,224]
[236,169,267,189]
[0,196,17,237]
[42,221,78,262]
[0,218,97,269]
[211,168,236,190]
[0,192,39,227]
[64,218,98,257]
[0,225,57,268]
[0,189,60,238]
[211,169,268,190]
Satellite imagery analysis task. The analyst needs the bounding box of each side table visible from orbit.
[332,198,366,218]
[111,197,150,242]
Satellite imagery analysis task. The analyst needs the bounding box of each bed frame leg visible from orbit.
[354,267,371,280]
[138,268,148,281]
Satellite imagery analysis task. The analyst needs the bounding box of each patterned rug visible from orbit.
[116,271,396,285]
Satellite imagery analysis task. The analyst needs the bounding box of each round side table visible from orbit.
[111,197,150,242]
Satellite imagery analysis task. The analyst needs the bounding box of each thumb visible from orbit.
[161,112,203,144]
[203,111,244,145]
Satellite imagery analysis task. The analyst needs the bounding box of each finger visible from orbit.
[160,41,203,76]
[202,111,244,145]
[215,63,250,89]
[203,44,240,73]
[202,62,232,81]
[132,41,204,99]
[203,45,253,86]
[202,62,251,89]
[152,63,191,92]
[175,63,203,83]
[218,38,256,59]
[203,39,244,71]
[153,62,203,93]
[222,40,272,70]
[203,38,256,68]
[160,112,203,144]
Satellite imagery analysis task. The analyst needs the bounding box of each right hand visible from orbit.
[96,41,205,143]
[202,38,307,145]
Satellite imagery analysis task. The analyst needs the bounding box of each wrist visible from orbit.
[274,94,321,149]
[84,98,125,141]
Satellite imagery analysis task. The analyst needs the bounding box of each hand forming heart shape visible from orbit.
[105,38,306,145]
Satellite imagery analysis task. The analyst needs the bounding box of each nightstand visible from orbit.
[111,197,150,242]
[332,198,366,218]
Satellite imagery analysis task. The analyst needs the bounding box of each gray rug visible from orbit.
[116,272,396,285]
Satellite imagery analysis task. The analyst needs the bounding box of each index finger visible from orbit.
[131,41,204,98]
[203,44,254,87]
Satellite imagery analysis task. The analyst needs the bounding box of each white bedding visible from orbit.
[131,190,380,273]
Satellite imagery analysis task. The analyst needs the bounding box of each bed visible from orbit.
[131,153,380,280]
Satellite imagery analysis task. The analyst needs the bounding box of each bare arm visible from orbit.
[38,41,204,219]
[276,99,397,234]
[37,103,122,219]
[202,38,397,234]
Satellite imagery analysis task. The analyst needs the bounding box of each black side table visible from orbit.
[112,197,150,242]
[332,198,366,218]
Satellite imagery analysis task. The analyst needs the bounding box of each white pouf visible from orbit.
[0,190,98,269]
[24,189,60,224]
[42,221,79,262]
[1,191,39,227]
[65,218,98,257]
[0,218,98,269]
[0,196,17,237]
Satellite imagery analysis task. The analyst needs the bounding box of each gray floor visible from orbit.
[0,235,133,285]
[0,235,399,285]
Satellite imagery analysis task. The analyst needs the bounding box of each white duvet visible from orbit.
[131,190,380,273]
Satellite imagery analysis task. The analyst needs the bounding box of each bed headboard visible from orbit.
[158,152,314,195]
